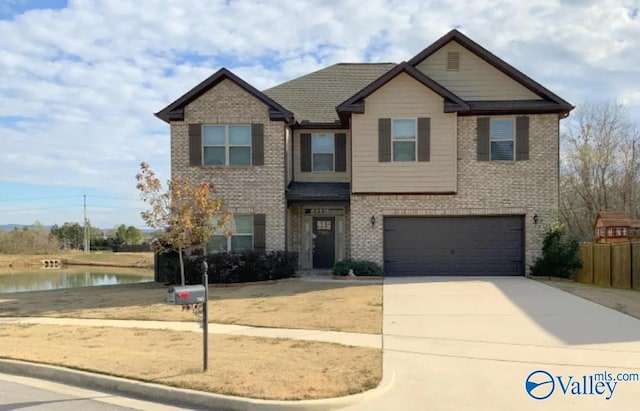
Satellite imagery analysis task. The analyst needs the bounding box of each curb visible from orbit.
[0,359,394,411]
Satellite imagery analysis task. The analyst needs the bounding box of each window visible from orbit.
[312,134,334,171]
[203,125,251,166]
[607,227,614,237]
[207,215,254,253]
[392,119,416,161]
[490,118,515,161]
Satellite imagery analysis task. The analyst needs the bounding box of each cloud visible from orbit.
[0,0,639,226]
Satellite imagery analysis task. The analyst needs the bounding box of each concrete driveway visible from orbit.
[345,277,640,410]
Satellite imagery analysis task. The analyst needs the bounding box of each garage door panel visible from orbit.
[383,216,524,276]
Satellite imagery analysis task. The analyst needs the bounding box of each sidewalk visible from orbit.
[0,317,382,349]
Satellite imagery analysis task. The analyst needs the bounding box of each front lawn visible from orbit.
[0,279,383,334]
[0,323,381,400]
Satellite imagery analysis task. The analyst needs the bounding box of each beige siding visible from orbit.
[293,130,350,183]
[350,114,560,273]
[351,73,457,193]
[416,40,541,101]
[171,78,286,251]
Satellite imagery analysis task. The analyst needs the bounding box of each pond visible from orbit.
[0,265,154,293]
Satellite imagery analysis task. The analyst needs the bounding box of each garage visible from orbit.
[383,216,524,276]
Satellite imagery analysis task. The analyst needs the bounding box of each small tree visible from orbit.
[136,162,228,285]
[530,221,583,278]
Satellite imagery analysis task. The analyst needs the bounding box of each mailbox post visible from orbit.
[166,259,209,371]
[202,260,208,371]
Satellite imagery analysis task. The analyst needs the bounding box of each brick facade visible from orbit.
[170,79,286,251]
[350,114,559,272]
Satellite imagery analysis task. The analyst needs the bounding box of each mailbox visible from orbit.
[167,285,206,305]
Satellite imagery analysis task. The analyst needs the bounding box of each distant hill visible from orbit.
[0,224,30,231]
[0,224,156,233]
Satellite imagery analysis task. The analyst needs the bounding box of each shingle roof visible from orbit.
[286,182,350,201]
[596,211,631,228]
[263,63,396,124]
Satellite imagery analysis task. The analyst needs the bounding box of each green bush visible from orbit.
[332,259,383,276]
[157,251,298,284]
[530,223,582,278]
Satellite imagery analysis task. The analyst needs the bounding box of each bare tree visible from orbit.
[136,162,229,285]
[561,102,640,240]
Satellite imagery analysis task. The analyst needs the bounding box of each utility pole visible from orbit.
[83,194,90,254]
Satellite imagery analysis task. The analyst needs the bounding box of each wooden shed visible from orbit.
[594,211,640,243]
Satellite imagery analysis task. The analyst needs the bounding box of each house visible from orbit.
[155,30,573,276]
[594,211,640,243]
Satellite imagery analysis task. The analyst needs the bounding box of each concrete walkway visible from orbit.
[343,277,640,411]
[0,317,381,349]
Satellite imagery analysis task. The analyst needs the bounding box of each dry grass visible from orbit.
[0,323,381,400]
[0,251,154,269]
[539,279,640,320]
[0,280,383,334]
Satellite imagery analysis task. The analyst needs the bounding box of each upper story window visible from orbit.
[490,118,515,161]
[392,119,417,162]
[207,215,254,253]
[203,125,251,166]
[477,117,528,162]
[312,133,334,172]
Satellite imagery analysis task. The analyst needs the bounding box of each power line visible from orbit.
[0,195,80,202]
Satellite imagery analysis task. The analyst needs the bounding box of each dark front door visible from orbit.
[313,217,335,269]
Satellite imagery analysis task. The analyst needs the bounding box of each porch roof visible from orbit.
[286,182,351,202]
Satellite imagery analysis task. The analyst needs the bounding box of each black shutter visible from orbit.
[188,124,202,166]
[378,118,391,162]
[477,118,490,161]
[417,117,431,162]
[251,123,264,166]
[301,133,311,172]
[516,116,529,161]
[253,214,266,252]
[335,133,347,172]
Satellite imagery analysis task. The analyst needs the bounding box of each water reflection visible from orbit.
[0,266,153,293]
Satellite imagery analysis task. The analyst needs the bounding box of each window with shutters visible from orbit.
[312,133,334,172]
[203,125,251,166]
[207,215,254,253]
[392,119,417,162]
[490,118,515,161]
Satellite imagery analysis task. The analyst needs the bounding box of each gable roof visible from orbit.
[155,68,293,123]
[337,62,469,120]
[263,63,395,126]
[408,29,573,115]
[595,211,631,228]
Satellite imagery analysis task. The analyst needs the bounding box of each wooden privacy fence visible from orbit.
[575,241,640,289]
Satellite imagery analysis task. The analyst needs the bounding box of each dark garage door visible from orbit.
[383,216,524,276]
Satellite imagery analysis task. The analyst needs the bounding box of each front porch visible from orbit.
[286,182,351,270]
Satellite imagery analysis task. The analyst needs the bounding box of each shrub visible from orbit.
[332,259,383,276]
[167,251,299,284]
[530,222,582,278]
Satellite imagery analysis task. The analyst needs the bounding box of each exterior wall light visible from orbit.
[533,214,539,225]
[371,215,376,228]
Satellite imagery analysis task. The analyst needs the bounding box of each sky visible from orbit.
[0,0,639,228]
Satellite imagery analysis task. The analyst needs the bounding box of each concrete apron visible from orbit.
[344,277,640,411]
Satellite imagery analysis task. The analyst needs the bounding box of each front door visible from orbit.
[313,217,335,268]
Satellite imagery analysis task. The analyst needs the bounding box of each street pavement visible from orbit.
[0,373,193,411]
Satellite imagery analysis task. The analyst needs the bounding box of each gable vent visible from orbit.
[447,51,460,70]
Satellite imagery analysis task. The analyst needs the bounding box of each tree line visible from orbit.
[560,101,640,241]
[0,222,150,254]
